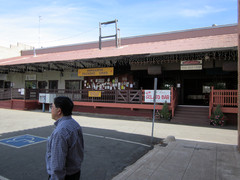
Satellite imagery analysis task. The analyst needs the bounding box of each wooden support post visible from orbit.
[238,0,240,152]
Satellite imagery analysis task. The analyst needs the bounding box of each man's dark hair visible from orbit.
[54,96,74,116]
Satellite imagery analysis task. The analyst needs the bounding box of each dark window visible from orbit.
[0,80,3,88]
[4,81,11,88]
[38,81,47,89]
[49,80,58,90]
[65,80,81,90]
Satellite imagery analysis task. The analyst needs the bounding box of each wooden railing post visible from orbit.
[142,90,145,104]
[171,87,174,117]
[24,88,26,100]
[209,86,214,118]
[10,88,13,100]
[115,90,117,103]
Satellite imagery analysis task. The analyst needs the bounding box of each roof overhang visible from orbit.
[0,28,237,74]
[149,46,238,56]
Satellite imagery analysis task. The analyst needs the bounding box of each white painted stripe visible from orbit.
[0,175,10,180]
[83,133,105,139]
[83,133,151,148]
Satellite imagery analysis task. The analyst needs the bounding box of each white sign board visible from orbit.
[144,90,171,103]
[180,60,202,70]
[39,93,56,103]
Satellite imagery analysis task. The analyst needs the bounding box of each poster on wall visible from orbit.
[144,90,171,103]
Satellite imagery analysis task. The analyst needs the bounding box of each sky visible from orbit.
[0,0,237,48]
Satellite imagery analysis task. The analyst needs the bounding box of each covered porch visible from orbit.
[0,86,238,123]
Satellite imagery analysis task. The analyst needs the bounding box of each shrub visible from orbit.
[160,101,171,120]
[210,104,225,126]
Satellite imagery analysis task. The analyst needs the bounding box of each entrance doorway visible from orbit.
[183,79,209,106]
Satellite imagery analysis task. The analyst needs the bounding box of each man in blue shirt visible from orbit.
[46,96,84,180]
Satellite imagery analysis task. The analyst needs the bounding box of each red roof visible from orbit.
[0,24,237,66]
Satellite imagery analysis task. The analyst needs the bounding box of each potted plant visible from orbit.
[210,104,225,126]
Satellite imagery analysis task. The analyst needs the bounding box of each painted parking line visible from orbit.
[0,175,10,180]
[0,134,47,148]
[83,133,151,147]
[0,133,150,149]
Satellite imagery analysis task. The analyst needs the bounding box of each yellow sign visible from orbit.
[78,67,114,77]
[88,91,101,97]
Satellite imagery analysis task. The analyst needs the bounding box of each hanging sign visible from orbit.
[180,60,202,70]
[144,90,171,103]
[88,91,101,97]
[78,67,114,77]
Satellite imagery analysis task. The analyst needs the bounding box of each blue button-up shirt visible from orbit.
[46,116,84,180]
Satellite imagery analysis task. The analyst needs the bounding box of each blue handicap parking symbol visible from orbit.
[0,134,47,148]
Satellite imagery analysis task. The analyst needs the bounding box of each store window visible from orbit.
[215,82,226,89]
[25,81,37,89]
[38,81,47,89]
[49,80,58,90]
[65,80,81,90]
[4,81,11,88]
[0,80,3,88]
[202,86,211,93]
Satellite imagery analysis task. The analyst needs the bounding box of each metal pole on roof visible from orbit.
[115,19,118,48]
[99,19,119,50]
[99,22,102,50]
[33,47,36,57]
[118,28,121,47]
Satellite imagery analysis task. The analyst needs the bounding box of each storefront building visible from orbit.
[0,24,238,124]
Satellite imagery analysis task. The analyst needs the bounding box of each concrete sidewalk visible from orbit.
[113,139,240,180]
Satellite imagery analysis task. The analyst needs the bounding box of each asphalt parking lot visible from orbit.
[0,108,238,180]
[0,109,154,180]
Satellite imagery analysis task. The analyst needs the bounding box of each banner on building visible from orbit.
[78,67,114,77]
[144,90,171,103]
[88,91,101,97]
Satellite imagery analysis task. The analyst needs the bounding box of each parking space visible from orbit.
[0,109,154,180]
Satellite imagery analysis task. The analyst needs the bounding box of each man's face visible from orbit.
[51,104,62,120]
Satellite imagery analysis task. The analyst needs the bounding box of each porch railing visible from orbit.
[0,88,146,103]
[209,87,238,117]
[0,87,177,116]
[38,89,143,103]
